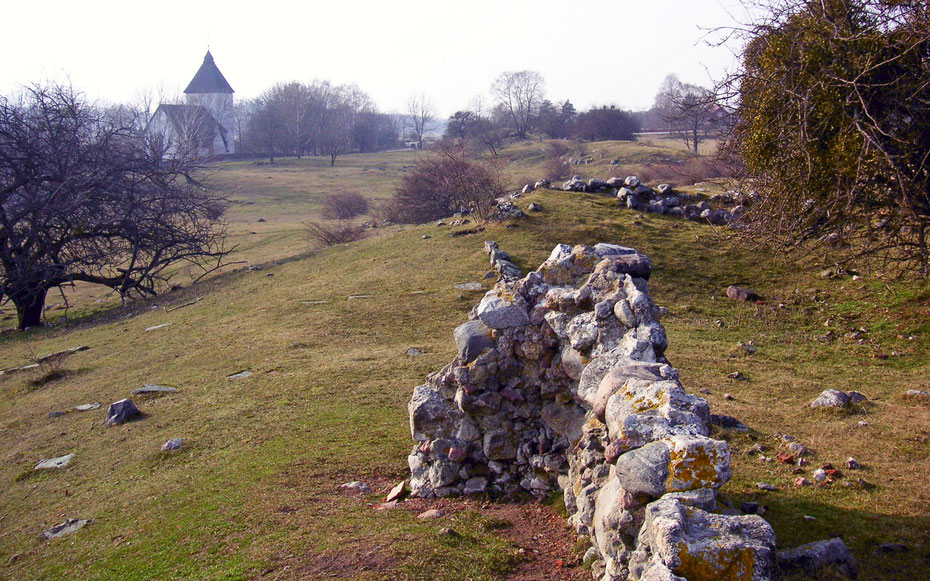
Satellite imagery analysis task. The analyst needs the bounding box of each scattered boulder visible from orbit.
[810,389,851,408]
[710,414,749,432]
[386,481,406,502]
[34,454,74,470]
[340,481,372,493]
[418,508,445,520]
[777,537,857,579]
[105,399,141,426]
[41,519,90,540]
[527,203,543,212]
[726,286,762,302]
[562,176,587,192]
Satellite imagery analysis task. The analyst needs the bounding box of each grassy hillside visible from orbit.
[0,141,928,580]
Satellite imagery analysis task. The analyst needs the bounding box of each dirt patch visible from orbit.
[263,544,400,580]
[401,496,589,581]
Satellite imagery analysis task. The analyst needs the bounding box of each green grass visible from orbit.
[0,140,928,579]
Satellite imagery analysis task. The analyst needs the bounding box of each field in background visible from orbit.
[0,140,927,580]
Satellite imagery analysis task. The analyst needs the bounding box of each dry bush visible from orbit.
[390,140,502,223]
[320,190,369,220]
[542,158,570,182]
[304,220,367,247]
[546,141,570,159]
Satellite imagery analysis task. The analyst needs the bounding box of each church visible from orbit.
[147,51,236,158]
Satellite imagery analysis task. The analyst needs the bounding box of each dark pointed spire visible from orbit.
[184,50,233,94]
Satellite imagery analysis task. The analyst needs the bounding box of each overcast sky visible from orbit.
[1,0,749,116]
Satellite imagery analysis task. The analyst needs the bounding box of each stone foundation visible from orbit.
[407,243,777,580]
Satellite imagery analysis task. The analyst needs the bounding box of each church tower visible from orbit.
[183,50,235,154]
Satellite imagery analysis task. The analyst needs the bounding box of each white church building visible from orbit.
[147,51,235,158]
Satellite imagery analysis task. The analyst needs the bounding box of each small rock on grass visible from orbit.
[406,348,423,357]
[161,438,183,452]
[417,509,445,520]
[727,371,747,381]
[385,481,406,502]
[48,411,66,419]
[340,481,372,493]
[877,543,907,554]
[810,389,850,408]
[74,403,101,412]
[757,482,777,491]
[777,537,857,580]
[453,282,484,292]
[34,454,74,470]
[727,285,762,302]
[41,518,90,540]
[131,383,178,396]
[846,457,861,470]
[105,399,141,426]
[905,389,930,399]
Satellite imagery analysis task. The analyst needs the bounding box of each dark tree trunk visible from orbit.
[12,287,48,330]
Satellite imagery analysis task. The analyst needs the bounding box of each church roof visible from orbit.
[184,50,234,94]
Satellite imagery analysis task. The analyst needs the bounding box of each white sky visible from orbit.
[1,0,748,116]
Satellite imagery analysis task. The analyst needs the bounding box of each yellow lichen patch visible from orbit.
[571,250,598,275]
[674,540,756,581]
[622,383,665,413]
[537,262,575,286]
[666,442,726,491]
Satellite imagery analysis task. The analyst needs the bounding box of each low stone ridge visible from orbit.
[516,174,752,228]
[406,243,793,580]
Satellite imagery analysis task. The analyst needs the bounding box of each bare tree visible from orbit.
[491,70,545,139]
[407,94,436,149]
[655,77,716,153]
[0,84,228,329]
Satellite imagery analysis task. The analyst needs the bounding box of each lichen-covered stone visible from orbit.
[629,497,776,581]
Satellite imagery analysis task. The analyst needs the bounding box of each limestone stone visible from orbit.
[34,454,74,470]
[131,383,178,396]
[476,290,530,329]
[810,389,850,408]
[41,518,90,540]
[105,398,141,426]
[776,537,857,579]
[453,320,494,364]
[628,497,776,581]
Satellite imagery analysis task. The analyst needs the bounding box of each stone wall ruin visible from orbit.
[407,242,779,580]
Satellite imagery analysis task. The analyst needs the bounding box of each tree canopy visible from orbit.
[0,84,228,328]
[726,0,930,274]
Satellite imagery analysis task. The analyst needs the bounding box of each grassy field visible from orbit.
[0,140,927,580]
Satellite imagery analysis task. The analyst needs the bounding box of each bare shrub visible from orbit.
[304,220,367,247]
[542,158,570,182]
[390,140,502,223]
[546,141,570,159]
[321,190,369,220]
